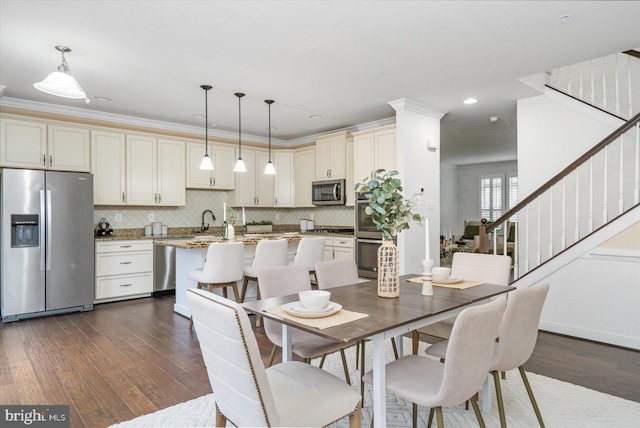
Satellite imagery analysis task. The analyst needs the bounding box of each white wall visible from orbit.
[517,90,640,349]
[439,162,458,240]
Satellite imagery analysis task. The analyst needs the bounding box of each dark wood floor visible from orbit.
[1,295,638,428]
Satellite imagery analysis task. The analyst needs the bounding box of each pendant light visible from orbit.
[263,99,276,175]
[233,92,247,172]
[34,45,89,103]
[199,85,214,170]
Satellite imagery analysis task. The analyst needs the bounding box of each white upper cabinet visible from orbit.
[315,131,350,180]
[186,141,236,190]
[1,118,90,172]
[294,147,316,207]
[92,130,126,205]
[126,135,185,206]
[353,124,396,183]
[274,150,294,207]
[229,147,274,207]
[345,141,355,206]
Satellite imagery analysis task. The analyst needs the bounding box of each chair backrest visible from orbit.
[314,259,360,290]
[451,252,511,285]
[293,237,326,271]
[462,220,482,240]
[201,241,245,283]
[437,297,506,407]
[258,265,312,341]
[186,288,279,427]
[251,239,288,275]
[491,283,550,371]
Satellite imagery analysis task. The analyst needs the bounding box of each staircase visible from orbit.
[478,51,640,349]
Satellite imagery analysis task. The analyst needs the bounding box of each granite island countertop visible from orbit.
[153,234,302,249]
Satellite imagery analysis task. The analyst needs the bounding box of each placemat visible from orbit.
[264,306,369,330]
[407,277,485,290]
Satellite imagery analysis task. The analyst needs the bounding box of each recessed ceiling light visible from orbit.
[267,126,278,131]
[193,114,205,118]
[309,114,322,119]
[489,116,499,123]
[94,96,111,102]
[464,98,478,105]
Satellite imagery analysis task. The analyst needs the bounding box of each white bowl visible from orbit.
[431,267,451,280]
[298,290,331,310]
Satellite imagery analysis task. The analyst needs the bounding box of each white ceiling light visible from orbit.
[263,99,276,175]
[199,84,214,170]
[463,98,477,105]
[233,92,247,173]
[34,45,89,103]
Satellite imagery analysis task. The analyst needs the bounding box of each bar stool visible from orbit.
[187,241,244,329]
[289,237,325,284]
[240,239,288,326]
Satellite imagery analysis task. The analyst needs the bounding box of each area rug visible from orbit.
[111,338,640,427]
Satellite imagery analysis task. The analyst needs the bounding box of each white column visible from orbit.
[388,98,447,275]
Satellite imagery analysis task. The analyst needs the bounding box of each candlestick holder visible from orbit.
[421,273,434,296]
[421,259,434,274]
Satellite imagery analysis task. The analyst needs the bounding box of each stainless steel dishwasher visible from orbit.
[154,240,176,292]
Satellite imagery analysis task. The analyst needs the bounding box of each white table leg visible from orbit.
[372,334,386,428]
[481,373,492,413]
[281,324,292,362]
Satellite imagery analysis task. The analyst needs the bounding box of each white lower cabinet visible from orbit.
[321,236,355,261]
[95,240,153,303]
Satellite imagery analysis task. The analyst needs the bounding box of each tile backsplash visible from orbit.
[94,190,354,230]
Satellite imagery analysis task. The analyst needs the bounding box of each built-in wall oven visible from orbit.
[355,195,386,278]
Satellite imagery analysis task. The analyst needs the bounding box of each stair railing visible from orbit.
[547,50,639,120]
[481,112,640,280]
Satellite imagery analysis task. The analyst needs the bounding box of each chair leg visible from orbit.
[502,371,507,380]
[360,340,366,405]
[340,349,351,385]
[215,405,226,427]
[255,279,261,327]
[319,354,327,368]
[436,406,445,428]
[412,402,418,428]
[221,286,228,298]
[349,402,362,428]
[240,276,249,302]
[231,282,241,302]
[518,366,545,427]
[427,408,434,428]
[188,316,193,329]
[470,396,487,428]
[412,330,419,355]
[355,340,360,369]
[492,370,507,428]
[268,345,278,367]
[391,337,399,360]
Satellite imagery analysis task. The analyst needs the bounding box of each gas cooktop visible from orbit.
[308,228,355,234]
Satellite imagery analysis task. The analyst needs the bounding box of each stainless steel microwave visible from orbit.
[311,179,345,206]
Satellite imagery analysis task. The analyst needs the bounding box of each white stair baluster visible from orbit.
[579,63,584,99]
[548,188,554,258]
[590,59,596,105]
[575,167,580,242]
[513,221,519,279]
[603,146,609,223]
[525,206,530,273]
[635,122,639,205]
[628,54,634,118]
[602,58,608,110]
[561,177,567,250]
[615,53,621,115]
[537,198,542,266]
[588,157,594,233]
[619,136,625,214]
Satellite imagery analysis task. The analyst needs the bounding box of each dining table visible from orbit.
[240,274,514,428]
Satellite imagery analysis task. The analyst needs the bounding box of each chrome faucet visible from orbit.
[201,209,216,233]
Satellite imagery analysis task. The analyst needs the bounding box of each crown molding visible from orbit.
[387,98,447,119]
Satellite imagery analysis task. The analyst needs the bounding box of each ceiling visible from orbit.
[1,1,639,165]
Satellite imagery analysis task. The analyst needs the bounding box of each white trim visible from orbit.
[587,247,640,261]
[540,320,640,350]
[387,98,448,119]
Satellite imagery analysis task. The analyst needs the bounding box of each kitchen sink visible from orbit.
[193,235,220,242]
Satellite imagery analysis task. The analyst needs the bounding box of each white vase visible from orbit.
[227,224,235,240]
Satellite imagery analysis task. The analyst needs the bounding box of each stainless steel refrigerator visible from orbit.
[1,168,94,322]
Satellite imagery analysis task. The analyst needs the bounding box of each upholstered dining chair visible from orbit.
[240,239,288,326]
[363,297,506,428]
[426,283,550,428]
[412,252,512,353]
[186,288,362,427]
[187,241,244,329]
[289,237,325,283]
[257,265,358,385]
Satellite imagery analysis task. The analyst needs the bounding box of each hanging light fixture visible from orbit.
[34,45,89,103]
[233,92,247,172]
[199,85,214,170]
[263,99,276,175]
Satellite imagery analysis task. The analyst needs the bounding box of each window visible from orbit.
[480,174,518,223]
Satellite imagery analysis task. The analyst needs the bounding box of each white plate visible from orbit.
[282,301,342,318]
[433,276,463,285]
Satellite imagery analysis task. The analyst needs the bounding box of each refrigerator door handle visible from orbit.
[46,189,52,271]
[40,189,46,271]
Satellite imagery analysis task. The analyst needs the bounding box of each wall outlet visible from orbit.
[148,213,155,222]
[425,199,434,210]
[114,213,122,222]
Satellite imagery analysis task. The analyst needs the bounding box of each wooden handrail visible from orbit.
[486,111,640,234]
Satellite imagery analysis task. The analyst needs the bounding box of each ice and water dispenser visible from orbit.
[11,214,39,248]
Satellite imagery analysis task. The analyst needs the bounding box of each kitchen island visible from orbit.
[155,235,301,318]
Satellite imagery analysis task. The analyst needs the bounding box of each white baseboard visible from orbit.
[539,320,640,350]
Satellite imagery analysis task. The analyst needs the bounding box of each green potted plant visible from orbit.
[356,169,423,297]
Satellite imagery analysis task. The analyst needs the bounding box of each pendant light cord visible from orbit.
[201,85,212,156]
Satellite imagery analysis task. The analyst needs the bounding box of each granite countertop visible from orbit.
[154,235,302,249]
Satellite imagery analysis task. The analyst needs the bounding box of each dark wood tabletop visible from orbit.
[241,274,515,343]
